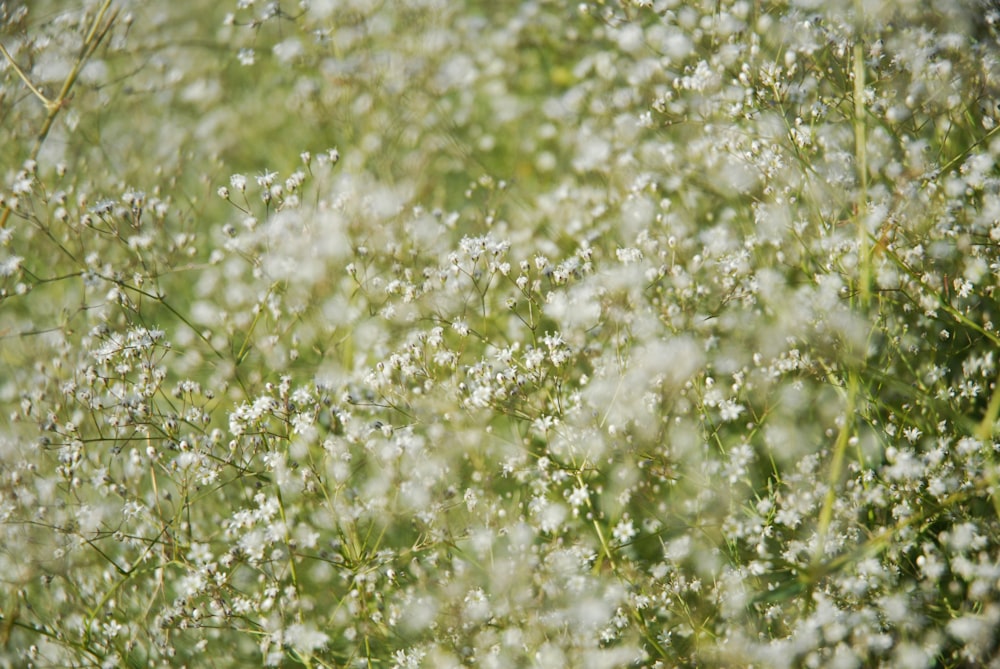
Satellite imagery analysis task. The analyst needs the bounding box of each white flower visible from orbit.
[613,516,637,544]
[0,255,23,277]
[616,247,644,264]
[567,484,590,509]
[256,169,277,188]
[284,623,329,656]
[718,399,745,422]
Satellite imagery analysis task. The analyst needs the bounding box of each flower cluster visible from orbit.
[3,0,1000,667]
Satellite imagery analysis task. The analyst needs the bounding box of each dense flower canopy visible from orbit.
[3,1,1000,667]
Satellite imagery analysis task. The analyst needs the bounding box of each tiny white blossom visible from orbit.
[613,516,637,544]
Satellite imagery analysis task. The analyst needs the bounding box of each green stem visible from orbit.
[977,371,1000,442]
[852,4,870,308]
[0,41,54,108]
[813,367,858,566]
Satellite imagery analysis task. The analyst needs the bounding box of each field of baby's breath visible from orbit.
[4,1,1000,667]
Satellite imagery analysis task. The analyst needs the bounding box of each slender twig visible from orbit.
[0,41,55,109]
[852,0,871,309]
